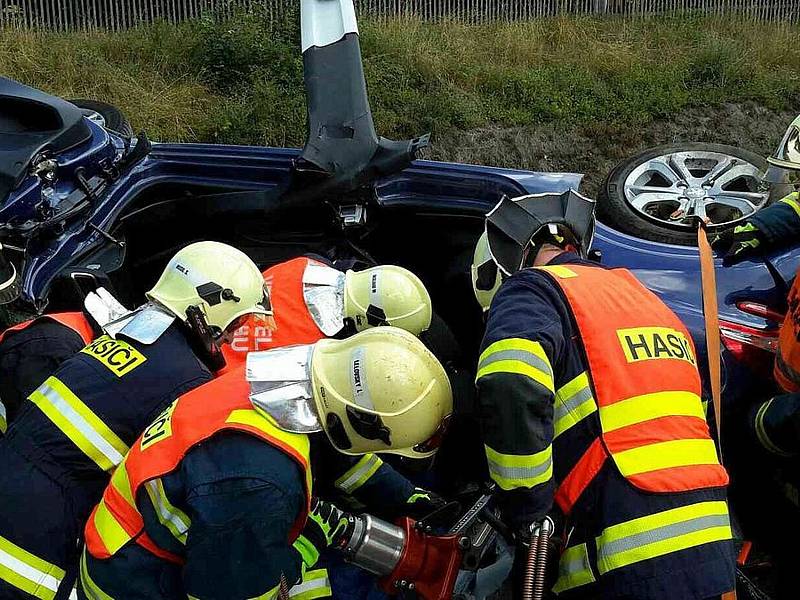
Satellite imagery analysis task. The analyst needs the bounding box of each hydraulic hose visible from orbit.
[522,517,554,600]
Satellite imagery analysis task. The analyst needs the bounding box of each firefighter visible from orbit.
[472,191,735,599]
[79,326,453,600]
[223,256,433,363]
[0,313,94,433]
[0,241,271,600]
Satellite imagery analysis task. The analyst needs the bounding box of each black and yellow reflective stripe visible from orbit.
[552,543,595,594]
[79,548,113,600]
[334,454,383,495]
[29,376,129,472]
[289,568,331,600]
[484,444,553,490]
[755,399,794,457]
[596,500,732,574]
[0,533,66,600]
[780,192,800,218]
[144,478,191,544]
[477,338,554,393]
[554,372,597,438]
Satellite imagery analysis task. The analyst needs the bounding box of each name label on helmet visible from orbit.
[81,335,147,377]
[617,327,696,366]
[140,400,178,450]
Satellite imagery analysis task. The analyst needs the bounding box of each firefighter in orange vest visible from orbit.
[0,312,94,433]
[223,256,433,365]
[79,327,453,600]
[471,191,735,599]
[0,242,272,600]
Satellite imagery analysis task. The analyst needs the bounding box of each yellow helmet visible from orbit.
[147,241,271,333]
[343,266,432,336]
[471,231,502,313]
[310,327,452,459]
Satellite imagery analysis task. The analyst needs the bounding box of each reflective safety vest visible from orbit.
[775,272,800,393]
[84,365,312,563]
[537,265,729,514]
[0,312,94,346]
[223,257,329,367]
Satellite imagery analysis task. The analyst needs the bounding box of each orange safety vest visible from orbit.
[537,265,729,514]
[775,272,800,393]
[84,365,312,563]
[222,257,329,368]
[0,312,94,345]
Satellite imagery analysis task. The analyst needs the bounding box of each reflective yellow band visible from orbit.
[613,438,721,477]
[0,400,6,434]
[596,501,731,574]
[599,391,705,433]
[537,266,579,279]
[477,338,554,393]
[290,568,332,600]
[554,372,597,438]
[485,444,553,491]
[79,548,114,600]
[29,376,129,472]
[334,454,383,494]
[0,533,66,600]
[145,478,191,544]
[552,543,595,594]
[755,399,794,457]
[227,409,312,495]
[109,459,135,509]
[92,499,132,556]
[780,192,800,219]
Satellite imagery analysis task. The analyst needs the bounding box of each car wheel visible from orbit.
[68,99,134,137]
[598,143,770,246]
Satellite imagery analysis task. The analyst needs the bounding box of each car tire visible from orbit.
[598,143,770,246]
[68,99,134,137]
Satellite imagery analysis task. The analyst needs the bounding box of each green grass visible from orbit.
[1,11,799,146]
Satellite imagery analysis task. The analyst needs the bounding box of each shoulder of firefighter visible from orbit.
[82,367,325,600]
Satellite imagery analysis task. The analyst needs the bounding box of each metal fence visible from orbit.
[1,0,798,30]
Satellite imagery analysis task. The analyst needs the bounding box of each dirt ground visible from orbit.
[430,102,799,197]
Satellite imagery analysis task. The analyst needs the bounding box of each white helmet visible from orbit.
[147,241,272,333]
[471,231,503,313]
[311,327,452,458]
[343,266,432,336]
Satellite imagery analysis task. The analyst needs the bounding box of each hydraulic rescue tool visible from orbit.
[331,486,507,600]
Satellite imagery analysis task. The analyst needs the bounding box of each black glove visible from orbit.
[297,498,349,568]
[404,487,447,520]
[712,222,766,266]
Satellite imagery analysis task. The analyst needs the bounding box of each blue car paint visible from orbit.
[5,121,797,404]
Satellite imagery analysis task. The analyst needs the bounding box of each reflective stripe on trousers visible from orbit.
[334,454,383,495]
[484,444,552,490]
[28,376,129,472]
[552,543,595,594]
[0,534,67,600]
[595,500,732,575]
[79,549,113,600]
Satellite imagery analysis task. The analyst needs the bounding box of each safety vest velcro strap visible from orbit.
[290,568,332,600]
[334,453,383,495]
[79,549,113,600]
[754,399,795,457]
[0,534,66,600]
[29,376,129,472]
[554,372,597,438]
[552,543,596,594]
[145,478,192,544]
[476,338,554,393]
[485,444,553,491]
[596,500,732,575]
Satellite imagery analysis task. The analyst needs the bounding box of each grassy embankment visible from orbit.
[1,12,799,187]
